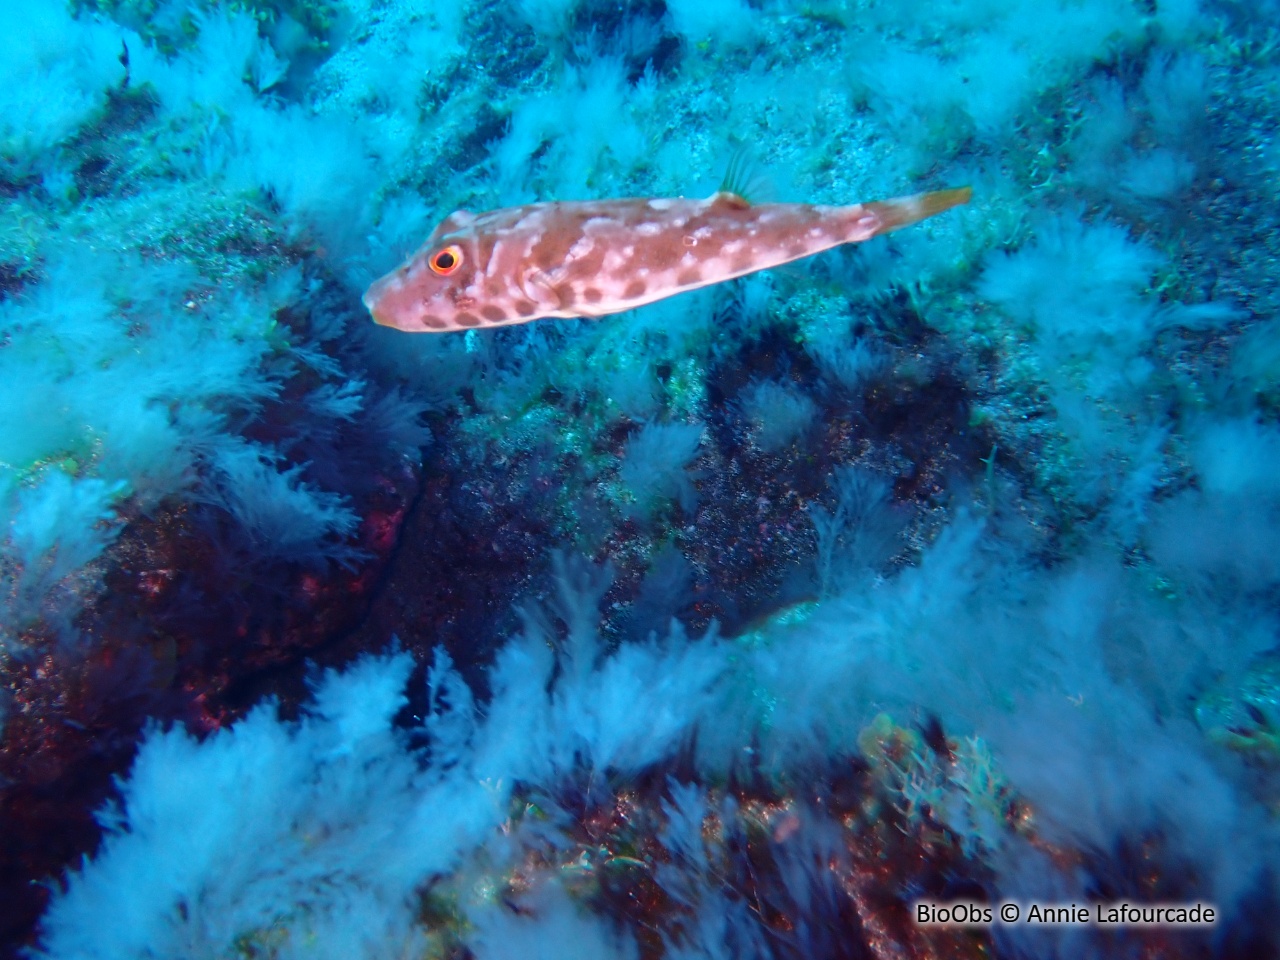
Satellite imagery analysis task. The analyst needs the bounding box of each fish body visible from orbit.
[363,187,971,333]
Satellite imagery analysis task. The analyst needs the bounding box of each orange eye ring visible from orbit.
[429,244,464,276]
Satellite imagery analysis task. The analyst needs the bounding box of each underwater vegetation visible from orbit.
[2,0,1280,957]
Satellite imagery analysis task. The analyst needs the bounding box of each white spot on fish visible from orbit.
[648,198,677,211]
[707,258,731,279]
[514,212,545,232]
[636,222,663,237]
[567,237,595,261]
[851,215,879,239]
[680,252,698,267]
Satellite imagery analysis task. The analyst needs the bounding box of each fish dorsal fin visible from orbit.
[717,145,773,205]
[709,190,752,211]
[720,145,755,197]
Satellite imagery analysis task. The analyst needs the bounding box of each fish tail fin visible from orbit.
[856,186,972,238]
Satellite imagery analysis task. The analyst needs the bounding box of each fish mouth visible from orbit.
[362,285,394,327]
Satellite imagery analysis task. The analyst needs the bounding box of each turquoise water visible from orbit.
[2,0,1278,957]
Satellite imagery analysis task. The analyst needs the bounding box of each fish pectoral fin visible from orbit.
[521,267,567,313]
[522,270,607,319]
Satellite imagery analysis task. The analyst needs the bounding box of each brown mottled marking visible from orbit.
[454,312,480,328]
[527,214,574,271]
[583,288,603,303]
[643,243,684,271]
[422,315,448,330]
[675,268,701,286]
[514,300,537,316]
[481,305,507,322]
[623,279,646,299]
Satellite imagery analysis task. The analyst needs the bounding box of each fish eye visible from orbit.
[430,245,464,276]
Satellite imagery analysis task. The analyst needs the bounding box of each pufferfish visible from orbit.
[363,186,971,333]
